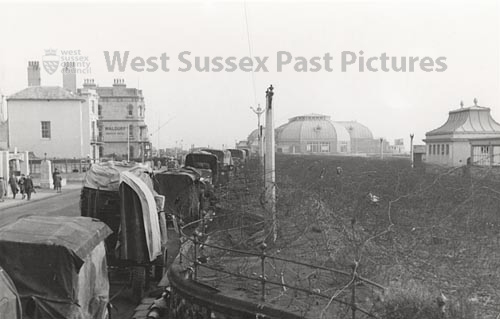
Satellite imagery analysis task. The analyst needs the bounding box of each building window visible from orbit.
[441,144,445,155]
[129,146,134,159]
[128,104,133,116]
[41,121,51,138]
[473,146,491,166]
[437,144,440,155]
[306,142,330,153]
[129,124,134,139]
[99,146,104,157]
[91,100,95,114]
[320,142,330,152]
[432,144,436,155]
[446,144,449,155]
[98,104,102,116]
[340,142,348,153]
[429,144,432,155]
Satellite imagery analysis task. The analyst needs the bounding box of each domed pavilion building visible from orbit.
[246,113,388,155]
[276,114,349,154]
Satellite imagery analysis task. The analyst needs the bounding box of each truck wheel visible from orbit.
[131,266,147,303]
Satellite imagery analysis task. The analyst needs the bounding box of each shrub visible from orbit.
[372,280,477,319]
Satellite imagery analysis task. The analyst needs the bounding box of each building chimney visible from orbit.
[112,78,126,87]
[62,62,77,92]
[82,78,97,89]
[27,61,41,86]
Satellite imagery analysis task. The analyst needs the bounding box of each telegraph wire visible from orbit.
[243,0,258,106]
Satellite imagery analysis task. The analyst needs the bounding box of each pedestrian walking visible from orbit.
[52,168,59,190]
[24,175,35,200]
[8,173,18,199]
[54,172,62,193]
[18,174,26,199]
[0,177,6,202]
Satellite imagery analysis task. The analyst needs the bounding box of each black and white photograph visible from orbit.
[0,0,499,318]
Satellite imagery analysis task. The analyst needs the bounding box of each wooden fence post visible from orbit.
[351,262,359,319]
[260,242,267,302]
[193,231,201,281]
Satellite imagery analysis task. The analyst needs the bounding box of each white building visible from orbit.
[82,79,151,160]
[6,61,98,159]
[0,94,7,150]
[424,99,500,166]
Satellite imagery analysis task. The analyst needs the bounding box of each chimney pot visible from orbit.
[27,60,41,86]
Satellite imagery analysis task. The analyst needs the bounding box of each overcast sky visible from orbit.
[0,0,498,150]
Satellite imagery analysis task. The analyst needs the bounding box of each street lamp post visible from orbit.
[410,133,414,168]
[264,85,277,242]
[250,104,265,165]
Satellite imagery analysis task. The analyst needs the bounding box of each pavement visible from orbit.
[0,183,82,211]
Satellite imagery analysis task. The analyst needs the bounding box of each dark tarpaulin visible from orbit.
[118,182,149,263]
[80,187,121,258]
[185,152,219,185]
[154,169,201,223]
[0,216,112,319]
[201,148,233,166]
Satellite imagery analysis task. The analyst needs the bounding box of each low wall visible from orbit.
[167,264,302,319]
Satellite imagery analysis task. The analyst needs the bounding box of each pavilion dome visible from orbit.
[277,113,337,142]
[247,128,263,145]
[334,121,374,140]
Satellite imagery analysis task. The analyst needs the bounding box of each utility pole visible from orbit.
[265,85,277,242]
[410,133,414,168]
[157,115,160,157]
[250,104,265,165]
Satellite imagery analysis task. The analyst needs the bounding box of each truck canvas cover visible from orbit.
[119,171,163,262]
[81,162,163,263]
[83,161,151,191]
[0,266,21,319]
[0,216,112,319]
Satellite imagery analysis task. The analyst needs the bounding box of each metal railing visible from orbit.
[176,217,385,319]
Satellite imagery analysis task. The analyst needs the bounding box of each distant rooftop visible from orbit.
[93,79,143,98]
[289,113,331,122]
[7,86,83,101]
[426,99,500,136]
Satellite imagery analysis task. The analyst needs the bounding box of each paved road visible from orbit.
[0,188,80,227]
[0,186,139,318]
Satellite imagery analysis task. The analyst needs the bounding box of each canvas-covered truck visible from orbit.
[200,148,234,186]
[184,151,219,186]
[0,216,112,319]
[227,148,247,171]
[154,168,213,226]
[80,161,167,302]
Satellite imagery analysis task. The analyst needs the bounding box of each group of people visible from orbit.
[0,169,64,203]
[0,173,35,202]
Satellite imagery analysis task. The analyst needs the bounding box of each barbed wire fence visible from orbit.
[175,154,500,318]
